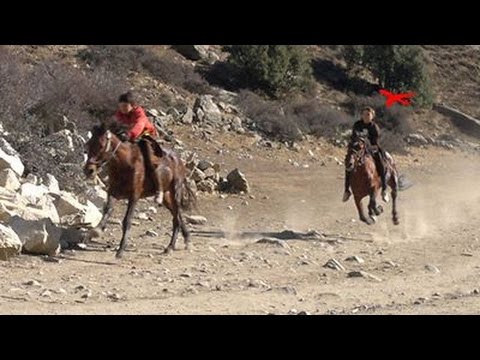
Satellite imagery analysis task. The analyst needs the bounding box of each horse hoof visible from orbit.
[393,218,400,226]
[163,247,173,254]
[184,243,190,251]
[115,251,124,259]
[375,206,384,215]
[369,216,377,223]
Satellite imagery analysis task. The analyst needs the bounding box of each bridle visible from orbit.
[350,137,369,167]
[86,130,122,170]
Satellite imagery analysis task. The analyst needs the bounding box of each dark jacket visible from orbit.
[350,120,380,147]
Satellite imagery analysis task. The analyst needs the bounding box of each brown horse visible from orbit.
[347,136,399,225]
[83,123,196,258]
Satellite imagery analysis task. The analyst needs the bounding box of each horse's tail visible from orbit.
[398,174,414,191]
[175,177,197,211]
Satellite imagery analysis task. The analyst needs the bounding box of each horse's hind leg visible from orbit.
[179,213,191,250]
[355,195,373,225]
[165,211,181,254]
[116,199,137,259]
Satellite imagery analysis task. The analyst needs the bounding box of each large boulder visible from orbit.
[51,191,84,217]
[0,185,59,224]
[8,216,62,256]
[0,138,24,176]
[0,168,21,191]
[85,185,107,209]
[193,95,223,124]
[82,200,102,227]
[19,183,48,203]
[50,192,102,227]
[0,224,22,260]
[226,169,250,193]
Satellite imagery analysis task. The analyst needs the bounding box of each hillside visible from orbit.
[2,45,479,193]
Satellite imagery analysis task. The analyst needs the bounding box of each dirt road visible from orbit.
[2,145,480,314]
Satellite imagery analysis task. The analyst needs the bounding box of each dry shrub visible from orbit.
[78,45,213,95]
[237,90,352,142]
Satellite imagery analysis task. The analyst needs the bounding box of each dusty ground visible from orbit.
[2,136,480,315]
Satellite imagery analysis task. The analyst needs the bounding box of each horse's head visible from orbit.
[348,135,369,169]
[83,123,114,180]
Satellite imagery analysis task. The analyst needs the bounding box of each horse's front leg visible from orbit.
[116,199,137,259]
[355,195,373,225]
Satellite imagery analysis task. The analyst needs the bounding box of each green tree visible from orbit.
[343,45,433,106]
[226,45,312,97]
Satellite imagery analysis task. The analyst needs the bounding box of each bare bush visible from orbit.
[237,90,352,142]
[78,45,213,95]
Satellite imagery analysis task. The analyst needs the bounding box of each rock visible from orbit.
[256,238,290,249]
[85,185,107,209]
[226,168,250,193]
[194,95,222,124]
[80,201,102,228]
[348,271,382,282]
[0,224,22,260]
[8,216,62,256]
[323,258,346,271]
[45,174,60,193]
[203,167,217,180]
[425,264,440,273]
[345,255,365,264]
[145,230,158,237]
[40,289,53,298]
[136,212,149,221]
[191,168,206,182]
[23,280,42,287]
[0,169,21,191]
[59,227,87,249]
[26,174,39,185]
[0,196,59,224]
[197,179,217,193]
[51,191,84,217]
[296,311,310,315]
[0,138,24,176]
[185,215,208,225]
[406,133,429,146]
[181,107,194,124]
[197,160,213,171]
[20,183,48,203]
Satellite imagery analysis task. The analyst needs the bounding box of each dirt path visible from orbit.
[2,147,480,315]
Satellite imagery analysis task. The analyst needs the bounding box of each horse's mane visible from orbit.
[91,120,130,141]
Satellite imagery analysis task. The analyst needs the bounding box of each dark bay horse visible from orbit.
[347,136,400,225]
[83,123,196,258]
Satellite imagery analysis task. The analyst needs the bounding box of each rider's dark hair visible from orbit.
[118,91,136,105]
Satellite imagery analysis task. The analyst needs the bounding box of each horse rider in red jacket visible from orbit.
[115,92,164,205]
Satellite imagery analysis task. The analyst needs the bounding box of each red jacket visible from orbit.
[114,106,157,140]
